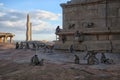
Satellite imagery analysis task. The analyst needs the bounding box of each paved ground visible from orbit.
[0,44,120,80]
[0,48,120,69]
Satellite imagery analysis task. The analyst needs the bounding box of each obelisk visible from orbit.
[26,14,32,41]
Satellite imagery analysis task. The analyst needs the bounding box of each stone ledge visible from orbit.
[55,40,120,52]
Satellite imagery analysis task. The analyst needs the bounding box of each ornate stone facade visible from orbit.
[55,0,120,53]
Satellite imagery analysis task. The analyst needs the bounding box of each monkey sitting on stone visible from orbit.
[31,55,44,66]
[74,55,80,64]
[101,53,114,64]
[101,53,107,63]
[31,55,40,65]
[87,51,99,65]
[39,59,44,66]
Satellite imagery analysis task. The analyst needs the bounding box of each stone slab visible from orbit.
[83,41,112,51]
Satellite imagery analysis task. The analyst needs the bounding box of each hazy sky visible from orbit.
[0,0,68,41]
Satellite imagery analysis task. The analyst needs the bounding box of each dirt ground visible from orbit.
[0,44,120,80]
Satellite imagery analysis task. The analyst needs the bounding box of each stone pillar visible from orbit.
[3,36,8,43]
[26,14,31,41]
[10,37,13,43]
[30,23,32,41]
[0,37,2,43]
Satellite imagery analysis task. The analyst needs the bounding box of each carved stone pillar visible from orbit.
[10,37,13,43]
[3,36,8,43]
[30,23,32,41]
[0,37,2,43]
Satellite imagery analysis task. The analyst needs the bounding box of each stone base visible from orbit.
[54,40,120,53]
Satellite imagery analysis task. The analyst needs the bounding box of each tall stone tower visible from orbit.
[26,14,32,41]
[30,23,32,41]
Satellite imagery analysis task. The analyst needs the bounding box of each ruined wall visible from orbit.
[55,0,120,52]
[62,0,120,32]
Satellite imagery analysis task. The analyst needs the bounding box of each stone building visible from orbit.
[0,32,15,43]
[55,0,120,53]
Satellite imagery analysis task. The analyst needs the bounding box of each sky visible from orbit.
[0,0,69,41]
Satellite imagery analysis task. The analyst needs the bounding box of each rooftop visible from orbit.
[0,32,15,37]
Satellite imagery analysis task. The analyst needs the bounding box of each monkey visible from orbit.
[74,55,80,64]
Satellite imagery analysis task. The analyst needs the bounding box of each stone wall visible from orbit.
[61,1,120,32]
[55,0,120,52]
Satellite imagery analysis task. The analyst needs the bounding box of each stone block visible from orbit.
[107,8,118,17]
[81,18,107,29]
[73,42,86,50]
[67,35,74,41]
[88,9,98,18]
[83,41,112,51]
[83,27,110,34]
[109,34,120,40]
[112,50,120,53]
[119,8,120,17]
[112,40,120,50]
[108,2,120,8]
[110,27,120,33]
[98,35,109,40]
[93,19,106,28]
[84,35,97,41]
[97,8,106,18]
[111,40,120,53]
[98,4,105,9]
[54,41,73,50]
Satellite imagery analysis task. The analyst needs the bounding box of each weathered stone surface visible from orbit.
[110,27,120,33]
[55,0,120,52]
[119,8,120,17]
[83,27,110,34]
[84,35,97,41]
[109,34,120,40]
[112,40,120,50]
[26,14,32,41]
[55,41,73,50]
[84,41,112,51]
[74,43,86,50]
[111,40,120,53]
[98,35,109,40]
[70,0,102,4]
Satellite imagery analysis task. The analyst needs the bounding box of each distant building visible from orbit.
[0,32,15,43]
[55,0,120,53]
